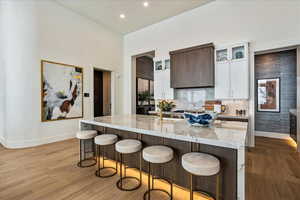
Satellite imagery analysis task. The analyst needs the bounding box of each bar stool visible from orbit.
[94,134,118,178]
[181,152,221,200]
[143,145,174,200]
[76,130,97,168]
[115,139,142,191]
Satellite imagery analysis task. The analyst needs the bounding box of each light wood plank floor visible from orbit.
[246,137,300,200]
[0,137,299,200]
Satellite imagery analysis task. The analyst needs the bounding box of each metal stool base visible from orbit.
[77,158,97,168]
[144,161,173,200]
[95,166,117,178]
[143,189,172,200]
[116,176,141,191]
[191,190,215,200]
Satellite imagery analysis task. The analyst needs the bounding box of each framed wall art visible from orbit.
[257,78,280,112]
[41,60,83,122]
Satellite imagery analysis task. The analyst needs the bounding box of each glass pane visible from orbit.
[232,46,245,60]
[216,49,228,62]
[149,80,154,105]
[165,59,170,69]
[155,61,163,70]
[137,78,150,105]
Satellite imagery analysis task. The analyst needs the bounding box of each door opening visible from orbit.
[136,53,155,115]
[94,70,111,117]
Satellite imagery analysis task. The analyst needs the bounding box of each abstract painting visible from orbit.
[41,60,83,121]
[257,78,280,112]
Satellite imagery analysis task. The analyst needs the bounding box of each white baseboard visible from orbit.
[0,135,6,147]
[2,133,76,149]
[255,131,291,139]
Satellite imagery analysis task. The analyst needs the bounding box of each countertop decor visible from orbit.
[184,113,214,127]
[157,100,176,112]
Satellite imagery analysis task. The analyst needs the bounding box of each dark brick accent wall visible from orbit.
[255,49,297,133]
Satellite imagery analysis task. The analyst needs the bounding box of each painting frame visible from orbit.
[41,60,84,122]
[257,77,280,113]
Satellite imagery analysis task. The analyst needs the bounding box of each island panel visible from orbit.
[88,125,237,200]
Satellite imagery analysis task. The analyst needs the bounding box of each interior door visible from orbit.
[102,71,111,116]
[94,70,103,117]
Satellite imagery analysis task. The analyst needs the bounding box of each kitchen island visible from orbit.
[80,115,247,200]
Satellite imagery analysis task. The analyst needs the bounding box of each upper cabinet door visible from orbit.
[215,42,249,99]
[170,43,214,88]
[230,59,249,99]
[170,52,187,88]
[215,61,231,99]
[154,70,164,99]
[153,59,174,100]
[231,45,246,61]
[216,48,228,62]
[162,68,174,99]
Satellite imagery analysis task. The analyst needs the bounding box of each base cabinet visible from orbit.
[290,113,297,142]
[90,126,238,200]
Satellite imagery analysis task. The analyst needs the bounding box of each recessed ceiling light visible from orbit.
[143,2,149,7]
[120,14,125,19]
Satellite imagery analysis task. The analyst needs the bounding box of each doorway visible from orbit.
[254,49,297,136]
[94,70,111,117]
[136,54,155,114]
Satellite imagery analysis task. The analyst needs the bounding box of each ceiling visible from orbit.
[55,0,214,34]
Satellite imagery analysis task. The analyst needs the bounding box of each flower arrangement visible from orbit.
[157,100,176,112]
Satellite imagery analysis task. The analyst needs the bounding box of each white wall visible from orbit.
[1,0,123,148]
[0,2,6,144]
[123,0,300,146]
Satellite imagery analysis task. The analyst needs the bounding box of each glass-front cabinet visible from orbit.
[232,45,245,60]
[215,42,249,99]
[216,49,228,62]
[153,58,174,100]
[216,43,247,62]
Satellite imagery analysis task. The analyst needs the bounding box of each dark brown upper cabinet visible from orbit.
[169,43,214,88]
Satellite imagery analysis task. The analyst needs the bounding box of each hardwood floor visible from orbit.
[246,137,300,200]
[0,137,299,200]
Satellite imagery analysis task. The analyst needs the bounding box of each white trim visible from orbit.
[237,146,245,200]
[255,131,291,139]
[0,135,6,147]
[2,133,75,149]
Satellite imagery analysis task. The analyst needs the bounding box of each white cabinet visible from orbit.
[215,43,249,99]
[230,59,249,99]
[154,70,164,99]
[154,59,174,100]
[215,61,231,99]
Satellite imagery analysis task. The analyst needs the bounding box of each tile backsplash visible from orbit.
[221,100,249,115]
[167,88,249,115]
[174,88,214,110]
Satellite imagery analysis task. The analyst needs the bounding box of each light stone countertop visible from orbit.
[81,115,248,149]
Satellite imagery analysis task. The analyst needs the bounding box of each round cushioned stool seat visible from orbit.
[115,139,142,154]
[143,145,173,164]
[182,152,220,176]
[95,134,118,145]
[76,130,97,140]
